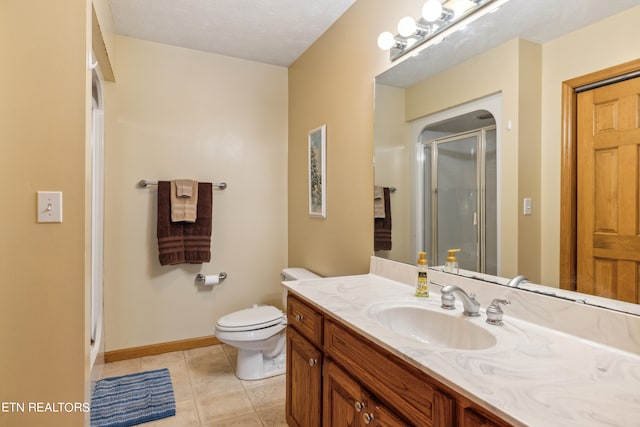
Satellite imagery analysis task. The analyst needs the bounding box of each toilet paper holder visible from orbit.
[196,272,228,283]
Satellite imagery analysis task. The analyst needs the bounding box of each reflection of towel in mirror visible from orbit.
[374,186,386,219]
[157,181,212,265]
[374,187,392,251]
[171,179,198,222]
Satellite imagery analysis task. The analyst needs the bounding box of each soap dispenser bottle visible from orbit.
[444,249,461,274]
[415,251,429,298]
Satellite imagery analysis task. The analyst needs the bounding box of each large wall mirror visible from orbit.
[373,0,640,315]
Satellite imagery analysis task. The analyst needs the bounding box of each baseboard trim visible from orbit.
[105,336,222,363]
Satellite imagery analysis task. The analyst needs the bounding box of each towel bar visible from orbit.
[139,179,227,190]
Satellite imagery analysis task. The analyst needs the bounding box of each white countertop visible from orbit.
[283,273,640,427]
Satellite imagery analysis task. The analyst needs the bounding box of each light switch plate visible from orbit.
[523,197,532,216]
[37,191,63,223]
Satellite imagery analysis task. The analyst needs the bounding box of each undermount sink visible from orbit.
[366,299,497,350]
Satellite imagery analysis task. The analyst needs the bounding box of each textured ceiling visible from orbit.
[108,0,639,73]
[108,0,357,67]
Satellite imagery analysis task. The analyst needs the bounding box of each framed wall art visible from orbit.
[308,124,326,218]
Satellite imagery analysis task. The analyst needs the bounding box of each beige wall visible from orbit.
[104,36,288,351]
[540,5,640,286]
[0,1,90,426]
[288,0,424,277]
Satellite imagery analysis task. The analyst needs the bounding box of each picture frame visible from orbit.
[308,124,327,218]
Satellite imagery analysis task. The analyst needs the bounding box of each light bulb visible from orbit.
[377,32,396,50]
[397,16,417,37]
[422,0,443,22]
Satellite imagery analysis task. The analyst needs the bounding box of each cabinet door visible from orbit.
[461,407,503,427]
[365,391,408,427]
[323,360,362,427]
[325,319,452,426]
[324,360,409,427]
[287,327,322,427]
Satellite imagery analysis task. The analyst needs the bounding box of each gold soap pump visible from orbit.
[444,249,461,274]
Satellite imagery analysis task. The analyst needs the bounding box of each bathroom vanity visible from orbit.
[286,293,504,426]
[283,258,640,427]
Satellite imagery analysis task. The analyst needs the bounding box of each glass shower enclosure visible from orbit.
[421,127,496,274]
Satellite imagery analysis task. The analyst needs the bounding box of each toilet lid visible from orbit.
[216,305,284,331]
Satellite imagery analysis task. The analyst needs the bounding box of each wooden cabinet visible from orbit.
[324,318,454,427]
[458,406,509,427]
[324,359,407,427]
[286,315,323,427]
[461,408,498,427]
[285,294,513,427]
[287,294,323,346]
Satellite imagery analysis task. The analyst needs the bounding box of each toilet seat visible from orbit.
[216,305,285,332]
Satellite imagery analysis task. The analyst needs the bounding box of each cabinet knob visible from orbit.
[354,401,365,412]
[363,412,374,424]
[308,358,318,367]
[295,314,304,322]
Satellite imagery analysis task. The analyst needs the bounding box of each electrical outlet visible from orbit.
[37,191,63,223]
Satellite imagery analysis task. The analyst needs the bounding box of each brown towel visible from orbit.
[157,181,212,265]
[374,187,392,251]
[183,182,212,263]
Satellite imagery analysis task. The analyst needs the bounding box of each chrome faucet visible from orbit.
[440,285,481,317]
[486,298,510,325]
[507,275,528,287]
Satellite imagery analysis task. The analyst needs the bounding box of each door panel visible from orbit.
[287,328,322,427]
[577,77,640,303]
[436,135,479,270]
[323,360,360,427]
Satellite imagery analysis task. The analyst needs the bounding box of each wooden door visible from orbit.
[287,327,322,427]
[323,360,362,427]
[323,360,407,427]
[461,407,502,427]
[577,77,640,303]
[365,390,408,427]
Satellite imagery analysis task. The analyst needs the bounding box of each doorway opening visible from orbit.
[90,55,105,370]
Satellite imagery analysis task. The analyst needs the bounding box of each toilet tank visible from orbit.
[281,268,321,308]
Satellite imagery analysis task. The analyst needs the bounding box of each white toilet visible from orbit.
[214,268,320,380]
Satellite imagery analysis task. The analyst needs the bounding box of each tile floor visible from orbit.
[98,344,287,426]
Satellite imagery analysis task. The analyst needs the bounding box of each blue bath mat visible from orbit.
[90,368,176,427]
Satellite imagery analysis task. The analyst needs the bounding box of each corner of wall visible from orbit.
[92,0,116,81]
[516,39,542,283]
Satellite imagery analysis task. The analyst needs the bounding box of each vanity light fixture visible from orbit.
[377,0,510,61]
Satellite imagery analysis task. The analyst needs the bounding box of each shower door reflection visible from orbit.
[422,127,496,274]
